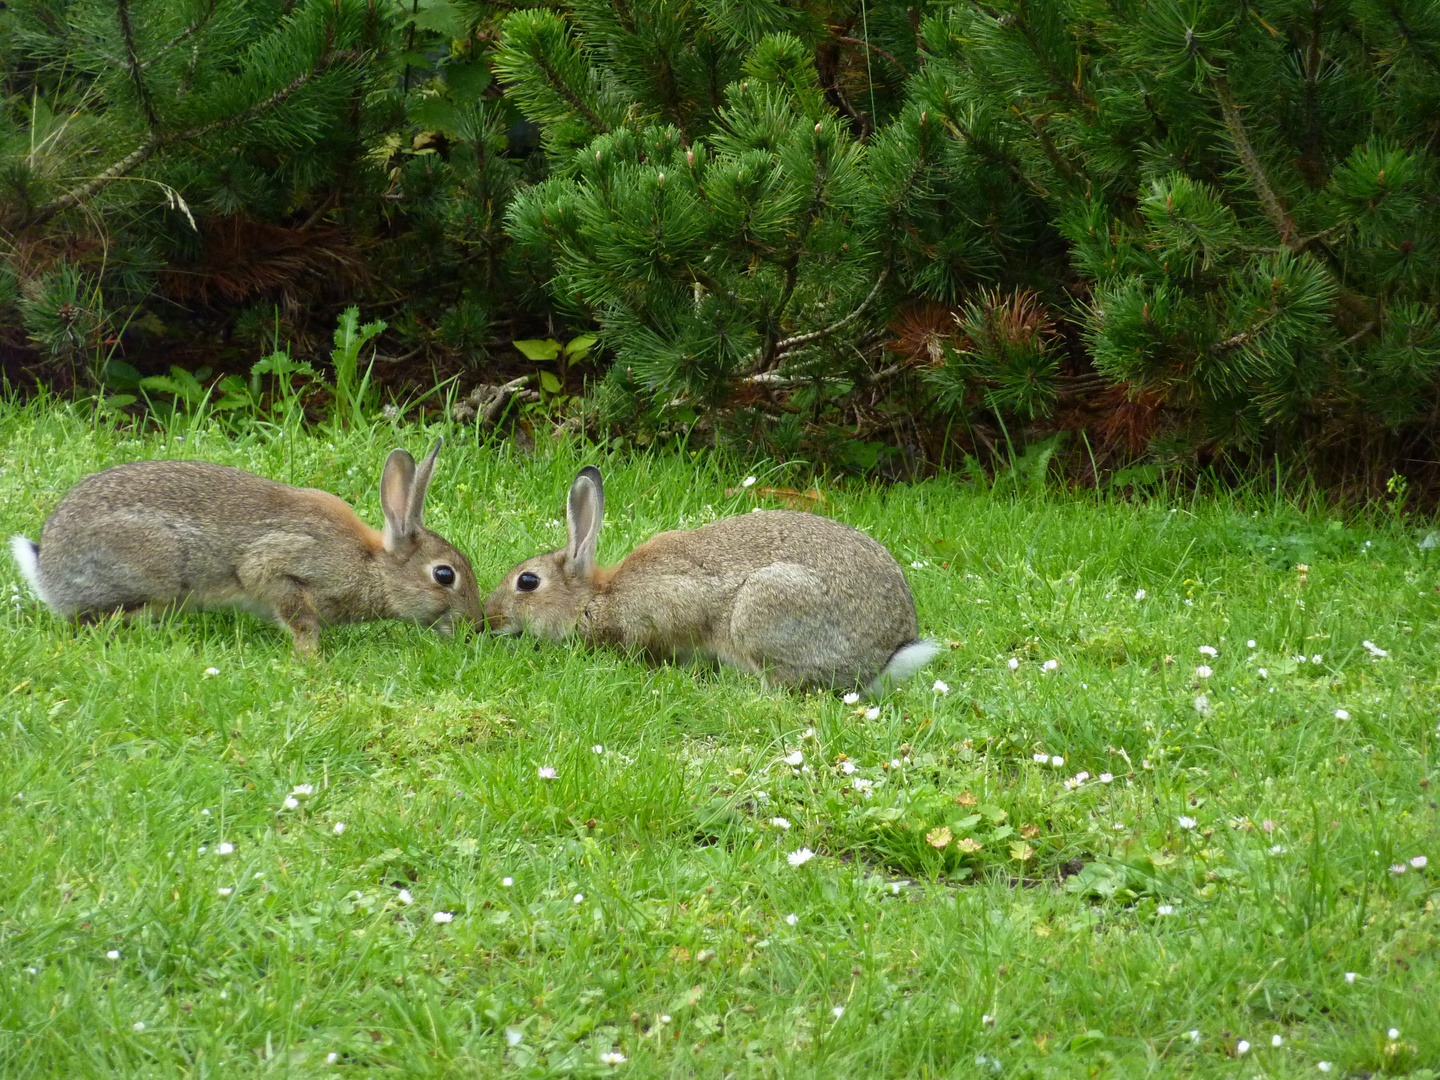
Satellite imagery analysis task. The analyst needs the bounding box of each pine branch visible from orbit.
[116,0,162,130]
[1209,74,1298,249]
[141,0,219,70]
[27,52,359,227]
[533,53,610,132]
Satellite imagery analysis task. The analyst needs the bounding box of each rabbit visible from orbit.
[9,441,482,657]
[483,466,939,693]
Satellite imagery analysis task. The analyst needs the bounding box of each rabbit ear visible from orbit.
[380,448,418,552]
[406,440,441,531]
[564,466,604,578]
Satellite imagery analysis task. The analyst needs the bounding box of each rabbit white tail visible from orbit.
[866,638,941,697]
[9,535,50,607]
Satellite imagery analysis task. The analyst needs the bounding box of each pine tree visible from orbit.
[499,0,1440,478]
[0,0,521,385]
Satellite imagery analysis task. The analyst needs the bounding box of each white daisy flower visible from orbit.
[788,847,815,867]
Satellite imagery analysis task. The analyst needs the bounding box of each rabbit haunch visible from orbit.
[8,444,482,656]
[484,467,938,693]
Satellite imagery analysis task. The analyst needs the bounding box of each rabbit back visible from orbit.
[595,510,921,688]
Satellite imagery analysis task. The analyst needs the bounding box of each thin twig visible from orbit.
[836,36,910,76]
[752,266,891,367]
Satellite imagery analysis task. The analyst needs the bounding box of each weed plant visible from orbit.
[0,400,1436,1077]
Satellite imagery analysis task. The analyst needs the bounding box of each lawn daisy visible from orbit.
[1134,589,1146,600]
[574,893,584,904]
[1008,657,1020,670]
[1237,1039,1250,1055]
[785,913,799,926]
[1178,816,1197,830]
[1199,645,1217,657]
[537,766,557,779]
[832,1005,845,1018]
[216,842,234,855]
[1411,855,1428,869]
[432,911,454,923]
[1099,773,1113,784]
[843,692,861,705]
[292,784,314,796]
[933,679,950,695]
[333,822,346,835]
[217,887,233,896]
[1195,665,1212,678]
[788,847,816,867]
[283,796,299,809]
[784,751,804,766]
[502,877,514,887]
[397,889,414,905]
[1344,972,1356,983]
[864,706,880,720]
[1043,659,1058,671]
[770,817,791,829]
[741,475,757,487]
[1271,1035,1283,1047]
[107,950,121,960]
[1335,709,1350,720]
[599,1051,627,1064]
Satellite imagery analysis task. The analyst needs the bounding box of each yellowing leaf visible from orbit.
[1009,841,1035,862]
[954,792,977,807]
[926,826,952,849]
[956,837,983,853]
[1021,823,1040,839]
[1148,851,1176,868]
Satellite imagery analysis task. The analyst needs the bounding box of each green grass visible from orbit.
[1,400,1437,1078]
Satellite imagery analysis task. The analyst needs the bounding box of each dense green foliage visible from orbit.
[3,404,1439,1074]
[5,0,1440,486]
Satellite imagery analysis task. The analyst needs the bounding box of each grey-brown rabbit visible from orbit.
[483,466,938,693]
[9,441,482,657]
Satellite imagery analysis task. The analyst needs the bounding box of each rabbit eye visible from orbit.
[432,565,456,587]
[517,571,541,592]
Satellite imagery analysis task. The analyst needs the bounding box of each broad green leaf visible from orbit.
[563,333,598,360]
[513,338,562,361]
[444,61,492,101]
[539,371,562,394]
[410,0,467,38]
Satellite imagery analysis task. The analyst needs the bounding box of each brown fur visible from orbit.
[19,444,481,656]
[483,467,931,691]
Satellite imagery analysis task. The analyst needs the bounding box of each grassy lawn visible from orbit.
[1,401,1437,1078]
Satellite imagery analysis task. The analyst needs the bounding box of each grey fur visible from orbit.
[483,467,934,691]
[11,443,481,656]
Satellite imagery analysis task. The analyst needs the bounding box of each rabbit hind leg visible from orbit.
[727,564,859,689]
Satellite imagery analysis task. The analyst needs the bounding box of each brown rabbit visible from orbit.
[9,441,481,656]
[483,466,938,693]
